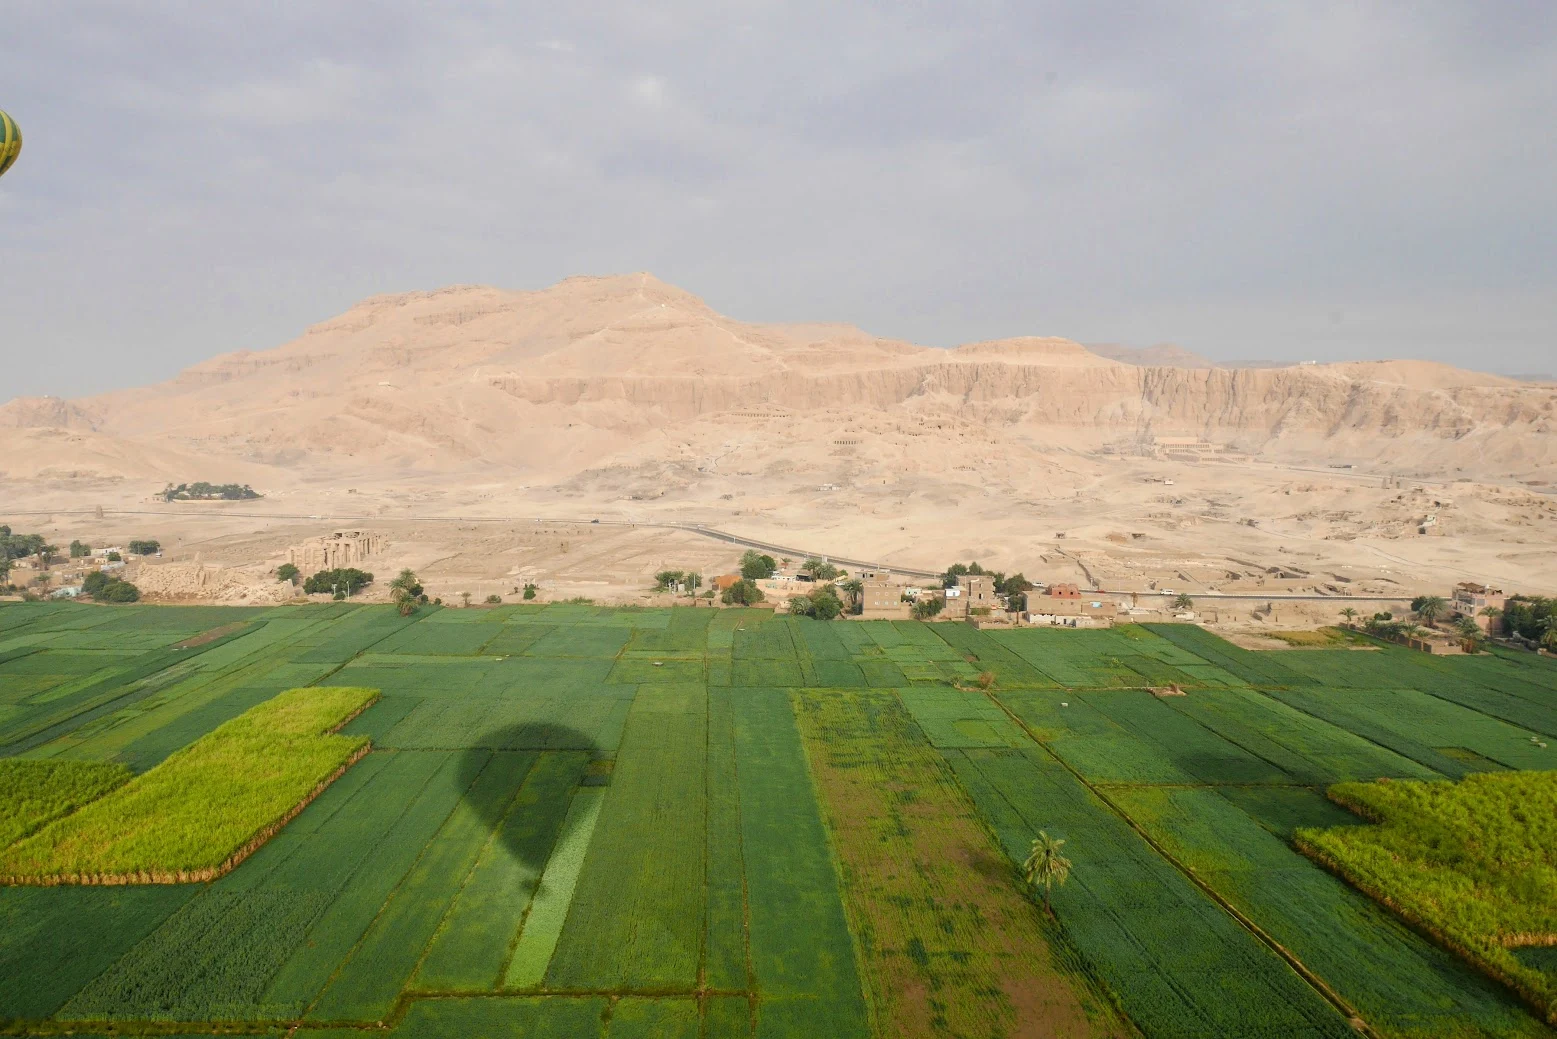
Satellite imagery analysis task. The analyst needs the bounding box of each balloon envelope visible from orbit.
[0,111,20,179]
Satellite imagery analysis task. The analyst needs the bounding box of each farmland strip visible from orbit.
[306,748,534,1021]
[506,786,606,989]
[1112,785,1553,1038]
[792,688,1134,1038]
[414,750,585,992]
[544,684,707,992]
[733,688,870,1038]
[704,686,751,994]
[260,750,461,1018]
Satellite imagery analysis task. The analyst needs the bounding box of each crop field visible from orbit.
[0,603,1555,1037]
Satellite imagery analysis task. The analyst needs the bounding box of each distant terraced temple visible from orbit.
[287,530,385,572]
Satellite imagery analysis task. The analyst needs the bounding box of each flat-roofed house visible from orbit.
[1027,597,1117,629]
[860,576,908,620]
[1452,582,1506,632]
[962,575,996,612]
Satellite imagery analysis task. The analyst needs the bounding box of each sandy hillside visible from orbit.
[3,272,1555,611]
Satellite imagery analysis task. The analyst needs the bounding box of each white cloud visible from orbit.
[629,75,669,108]
[0,0,1553,397]
[201,60,372,126]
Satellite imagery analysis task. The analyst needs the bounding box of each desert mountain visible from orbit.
[1083,343,1222,369]
[3,273,1554,489]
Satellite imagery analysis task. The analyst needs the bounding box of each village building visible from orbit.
[1027,598,1117,628]
[962,575,996,611]
[1028,584,1117,628]
[859,573,909,620]
[1452,582,1506,631]
[287,530,385,572]
[938,575,996,620]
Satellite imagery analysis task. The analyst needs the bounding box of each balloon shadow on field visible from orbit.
[456,722,600,879]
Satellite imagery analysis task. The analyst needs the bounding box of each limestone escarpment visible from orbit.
[4,274,1553,482]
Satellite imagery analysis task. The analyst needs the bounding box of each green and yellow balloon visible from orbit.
[0,110,21,180]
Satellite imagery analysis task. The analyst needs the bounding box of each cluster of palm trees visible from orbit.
[1340,596,1501,651]
[389,569,427,616]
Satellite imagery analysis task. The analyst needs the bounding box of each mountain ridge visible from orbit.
[1,273,1551,486]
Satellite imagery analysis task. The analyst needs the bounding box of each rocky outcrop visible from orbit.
[0,397,101,431]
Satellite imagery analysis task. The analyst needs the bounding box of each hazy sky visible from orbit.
[3,1,1554,398]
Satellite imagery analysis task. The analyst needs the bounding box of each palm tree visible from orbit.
[1455,616,1483,643]
[1172,593,1194,611]
[840,578,864,611]
[1340,607,1358,626]
[1479,606,1502,635]
[1415,596,1448,626]
[1023,831,1072,916]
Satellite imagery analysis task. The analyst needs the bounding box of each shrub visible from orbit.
[303,568,373,595]
[82,572,140,602]
[789,585,845,620]
[276,563,299,584]
[721,579,765,606]
[740,550,777,580]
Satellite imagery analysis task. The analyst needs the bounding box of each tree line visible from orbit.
[161,483,261,502]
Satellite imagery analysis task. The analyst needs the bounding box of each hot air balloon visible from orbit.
[0,111,21,179]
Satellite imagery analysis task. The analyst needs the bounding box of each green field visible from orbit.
[1,602,1555,1037]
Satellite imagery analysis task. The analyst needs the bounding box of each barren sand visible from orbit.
[4,272,1554,627]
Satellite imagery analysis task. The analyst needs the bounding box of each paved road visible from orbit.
[11,507,1412,603]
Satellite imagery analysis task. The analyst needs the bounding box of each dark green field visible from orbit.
[1,600,1555,1038]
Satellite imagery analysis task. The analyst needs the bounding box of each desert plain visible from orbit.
[4,272,1555,627]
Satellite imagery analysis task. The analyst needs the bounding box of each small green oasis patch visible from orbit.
[1264,627,1373,648]
[0,686,377,883]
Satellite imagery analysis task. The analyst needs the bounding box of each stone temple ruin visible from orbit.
[287,530,385,572]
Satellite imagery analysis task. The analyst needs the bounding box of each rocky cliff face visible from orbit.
[5,274,1554,481]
